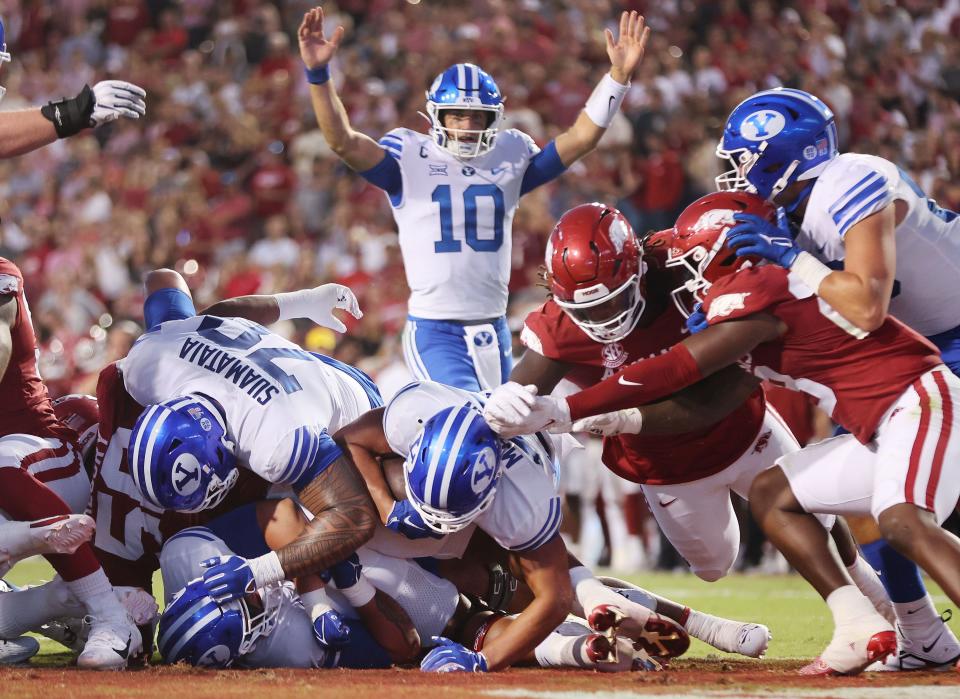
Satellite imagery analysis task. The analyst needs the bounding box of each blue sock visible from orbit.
[860,539,927,603]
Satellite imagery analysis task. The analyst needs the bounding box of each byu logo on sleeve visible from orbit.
[471,446,497,494]
[740,111,786,141]
[173,453,202,496]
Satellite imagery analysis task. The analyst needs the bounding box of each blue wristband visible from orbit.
[304,65,331,85]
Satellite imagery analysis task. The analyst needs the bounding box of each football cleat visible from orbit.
[588,604,690,660]
[868,611,960,671]
[0,635,39,665]
[76,610,142,671]
[0,514,95,564]
[583,632,662,672]
[800,622,897,676]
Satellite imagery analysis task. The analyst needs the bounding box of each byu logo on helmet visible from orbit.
[172,453,202,496]
[470,447,497,494]
[197,645,232,667]
[740,111,785,141]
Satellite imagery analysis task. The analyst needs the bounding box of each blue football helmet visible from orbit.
[425,63,504,159]
[404,404,502,534]
[157,579,280,667]
[716,88,838,200]
[129,394,238,513]
[0,17,12,103]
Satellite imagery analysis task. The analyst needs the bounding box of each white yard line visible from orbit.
[484,686,958,699]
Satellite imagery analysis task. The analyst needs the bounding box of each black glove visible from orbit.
[40,84,95,139]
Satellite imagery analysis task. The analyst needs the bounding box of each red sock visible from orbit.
[0,467,101,581]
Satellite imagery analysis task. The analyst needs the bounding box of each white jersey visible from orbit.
[381,380,571,552]
[798,153,960,337]
[379,128,542,320]
[119,315,378,486]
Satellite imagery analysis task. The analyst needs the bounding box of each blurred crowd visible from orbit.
[0,0,958,568]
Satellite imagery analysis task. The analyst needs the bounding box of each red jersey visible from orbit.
[522,300,765,485]
[0,258,74,441]
[90,363,270,589]
[702,265,942,444]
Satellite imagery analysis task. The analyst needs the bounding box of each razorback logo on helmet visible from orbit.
[691,209,737,234]
[706,293,752,321]
[608,217,629,253]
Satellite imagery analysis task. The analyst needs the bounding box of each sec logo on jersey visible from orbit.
[601,342,627,369]
[739,110,786,141]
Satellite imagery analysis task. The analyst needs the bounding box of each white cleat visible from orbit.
[801,615,897,676]
[76,611,142,671]
[685,609,772,658]
[0,514,95,564]
[868,611,960,671]
[0,636,39,665]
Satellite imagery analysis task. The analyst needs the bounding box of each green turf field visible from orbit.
[6,557,960,663]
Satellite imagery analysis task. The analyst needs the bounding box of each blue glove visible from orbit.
[320,552,363,589]
[313,609,351,650]
[727,209,800,268]
[420,636,488,673]
[686,303,708,334]
[200,555,255,603]
[386,499,443,540]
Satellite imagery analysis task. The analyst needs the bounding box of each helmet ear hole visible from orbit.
[169,438,182,451]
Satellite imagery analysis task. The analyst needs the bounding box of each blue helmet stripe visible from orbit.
[132,404,169,507]
[164,527,218,545]
[158,596,213,657]
[456,63,466,90]
[436,409,477,509]
[165,608,224,662]
[423,407,465,508]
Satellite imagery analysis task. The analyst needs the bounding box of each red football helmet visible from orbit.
[52,393,99,468]
[545,203,645,343]
[666,191,776,317]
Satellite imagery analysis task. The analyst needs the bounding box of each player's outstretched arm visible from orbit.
[477,535,572,671]
[553,11,650,167]
[0,81,145,159]
[334,407,397,523]
[299,7,385,172]
[202,284,362,333]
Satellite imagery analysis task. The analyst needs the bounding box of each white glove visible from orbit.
[489,394,571,439]
[568,407,643,436]
[482,382,537,432]
[90,80,147,126]
[275,284,363,333]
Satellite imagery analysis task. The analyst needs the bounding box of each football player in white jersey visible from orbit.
[709,87,960,670]
[298,6,650,391]
[121,269,386,611]
[338,380,771,669]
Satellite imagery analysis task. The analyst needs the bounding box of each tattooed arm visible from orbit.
[278,454,379,578]
[353,589,421,663]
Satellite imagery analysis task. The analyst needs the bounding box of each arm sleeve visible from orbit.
[519,141,567,196]
[143,288,197,331]
[358,153,403,206]
[565,343,703,420]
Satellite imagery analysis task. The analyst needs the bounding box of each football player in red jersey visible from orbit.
[485,203,888,658]
[491,191,960,676]
[0,259,142,669]
[0,17,145,160]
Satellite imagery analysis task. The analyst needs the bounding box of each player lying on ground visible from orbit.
[488,191,960,676]
[156,499,659,672]
[299,6,648,391]
[490,204,887,624]
[337,380,772,667]
[715,87,960,670]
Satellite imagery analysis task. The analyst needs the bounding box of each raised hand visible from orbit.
[298,6,345,69]
[606,11,651,84]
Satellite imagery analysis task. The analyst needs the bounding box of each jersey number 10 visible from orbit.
[432,184,505,253]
